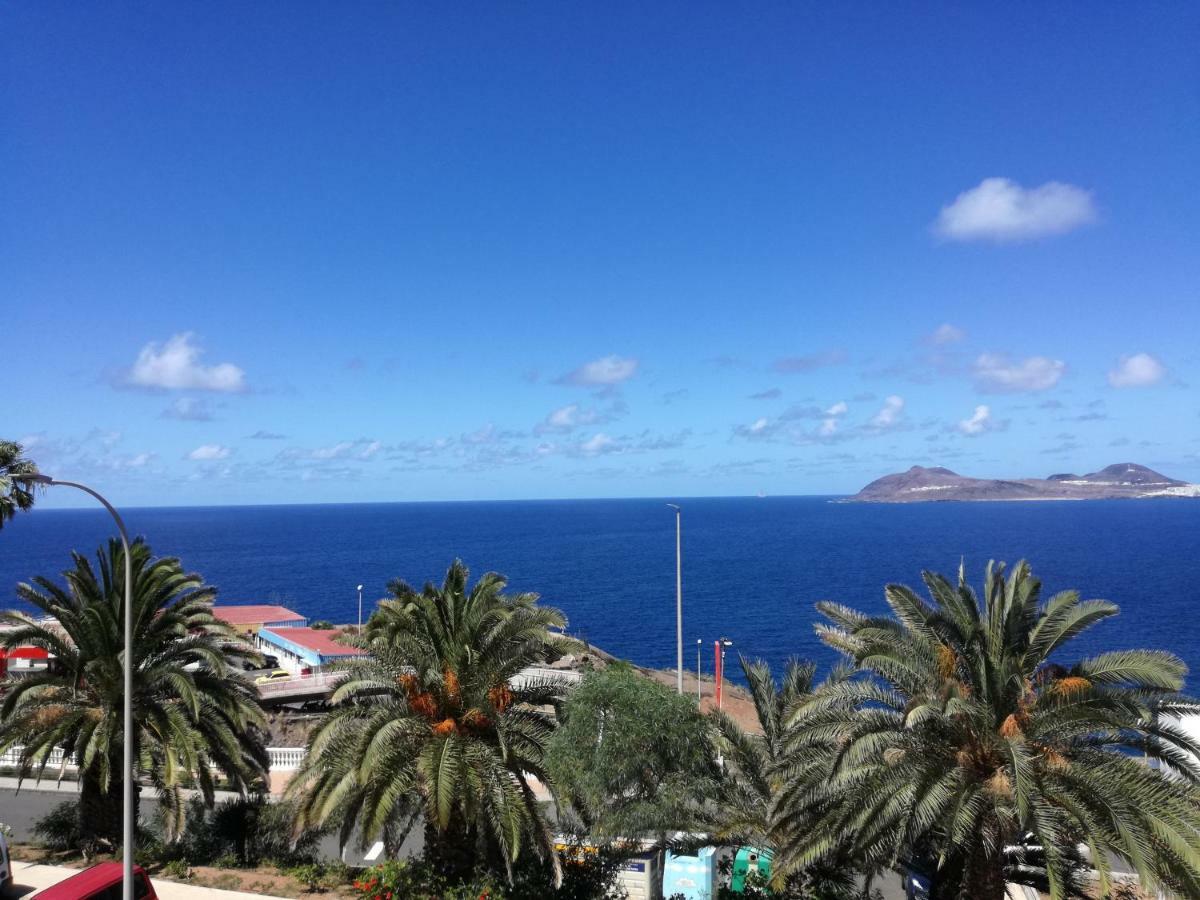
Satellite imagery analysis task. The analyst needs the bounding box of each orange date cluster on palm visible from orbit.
[396,669,507,735]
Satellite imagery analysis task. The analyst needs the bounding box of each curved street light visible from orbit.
[17,473,135,900]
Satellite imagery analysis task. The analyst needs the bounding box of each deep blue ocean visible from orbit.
[1,497,1198,686]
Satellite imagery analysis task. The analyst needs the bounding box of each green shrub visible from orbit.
[309,620,334,630]
[161,859,192,881]
[32,801,80,851]
[287,862,329,892]
[159,796,324,868]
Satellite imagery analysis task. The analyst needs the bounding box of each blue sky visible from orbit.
[3,3,1198,506]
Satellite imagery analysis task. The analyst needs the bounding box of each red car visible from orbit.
[33,863,158,900]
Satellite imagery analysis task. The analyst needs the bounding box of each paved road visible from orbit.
[0,784,421,866]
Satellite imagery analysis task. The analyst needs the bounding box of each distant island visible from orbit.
[847,462,1200,503]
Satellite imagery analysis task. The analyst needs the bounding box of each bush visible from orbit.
[288,862,332,893]
[161,859,192,881]
[32,801,80,851]
[159,796,324,868]
[351,859,502,900]
[309,620,334,630]
[348,847,628,900]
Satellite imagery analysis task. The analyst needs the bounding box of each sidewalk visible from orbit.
[4,862,295,900]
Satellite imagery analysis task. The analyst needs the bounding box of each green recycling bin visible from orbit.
[730,846,773,893]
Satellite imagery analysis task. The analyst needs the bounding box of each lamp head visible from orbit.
[356,584,364,591]
[721,638,733,647]
[666,503,680,511]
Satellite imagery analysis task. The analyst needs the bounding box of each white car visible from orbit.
[1,826,12,892]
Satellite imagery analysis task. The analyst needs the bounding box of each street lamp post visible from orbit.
[666,504,682,695]
[18,474,135,900]
[696,638,702,702]
[356,584,364,628]
[717,637,733,711]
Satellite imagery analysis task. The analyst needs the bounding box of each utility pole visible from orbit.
[667,504,683,694]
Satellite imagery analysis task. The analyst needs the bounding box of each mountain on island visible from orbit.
[848,462,1200,503]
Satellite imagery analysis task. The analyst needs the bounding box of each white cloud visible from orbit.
[1108,352,1166,388]
[535,399,626,435]
[579,433,618,456]
[958,405,992,435]
[127,333,246,392]
[537,403,593,434]
[161,397,214,421]
[928,323,966,345]
[870,395,905,429]
[748,417,770,435]
[311,441,354,460]
[973,353,1065,393]
[934,178,1097,242]
[187,444,232,461]
[556,355,638,386]
[819,401,848,437]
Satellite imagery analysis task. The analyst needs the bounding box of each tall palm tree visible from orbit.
[0,539,269,853]
[708,656,858,899]
[775,560,1200,900]
[289,559,572,883]
[0,440,38,529]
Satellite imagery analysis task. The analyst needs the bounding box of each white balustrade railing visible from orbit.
[267,747,306,770]
[2,745,309,774]
[255,670,348,696]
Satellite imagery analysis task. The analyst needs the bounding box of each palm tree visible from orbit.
[0,539,269,853]
[775,560,1200,900]
[289,559,572,884]
[708,656,858,898]
[0,440,38,529]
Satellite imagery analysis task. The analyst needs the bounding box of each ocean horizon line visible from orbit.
[21,491,844,514]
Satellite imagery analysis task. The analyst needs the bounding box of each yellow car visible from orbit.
[255,669,292,684]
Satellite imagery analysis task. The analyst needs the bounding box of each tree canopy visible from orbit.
[0,440,38,530]
[0,539,269,853]
[546,662,719,838]
[774,560,1200,899]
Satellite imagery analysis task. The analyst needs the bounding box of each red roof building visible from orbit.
[0,645,50,678]
[212,604,307,634]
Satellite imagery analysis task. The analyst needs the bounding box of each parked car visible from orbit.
[1,826,12,892]
[255,668,292,684]
[33,863,158,899]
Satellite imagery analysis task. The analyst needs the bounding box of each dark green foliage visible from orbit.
[291,559,573,885]
[546,664,719,838]
[308,620,334,630]
[0,440,38,529]
[706,657,868,898]
[32,800,81,851]
[778,560,1200,899]
[160,796,323,868]
[0,540,269,853]
[349,846,629,900]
